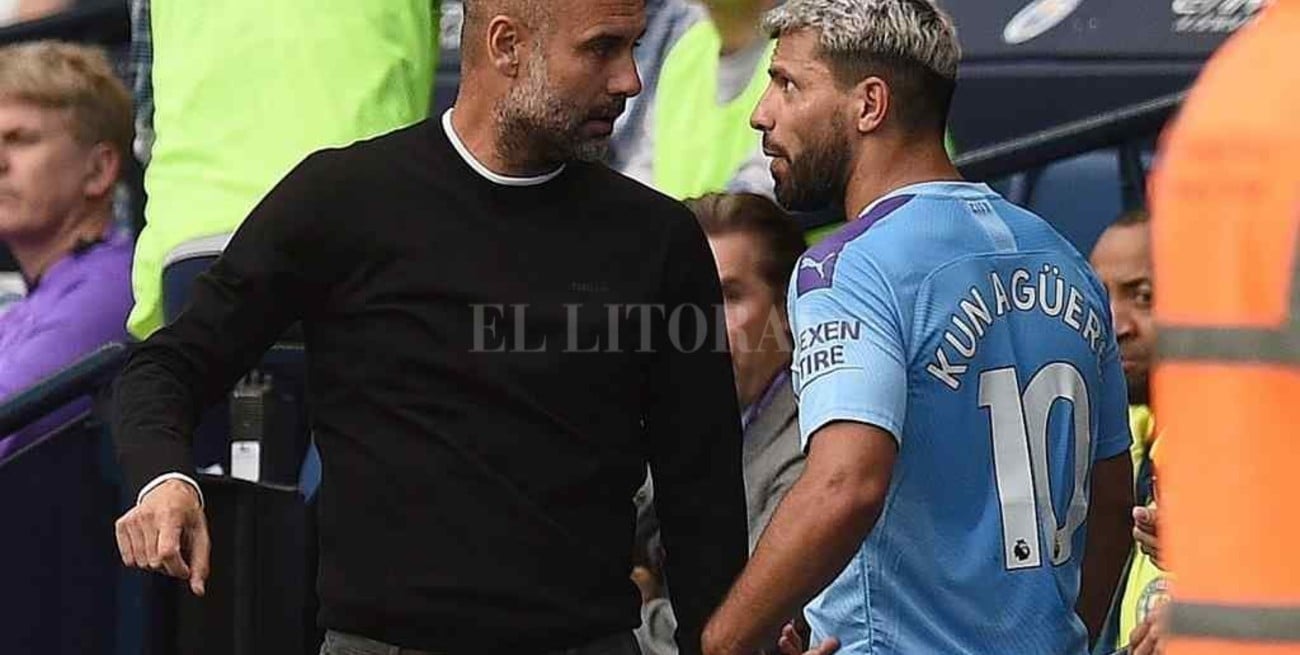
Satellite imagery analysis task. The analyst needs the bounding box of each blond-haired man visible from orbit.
[0,41,134,458]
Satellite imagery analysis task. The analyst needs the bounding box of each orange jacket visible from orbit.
[1149,2,1300,653]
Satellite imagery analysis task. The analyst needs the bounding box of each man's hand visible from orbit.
[777,622,839,655]
[114,479,211,596]
[1133,502,1161,569]
[1129,605,1166,655]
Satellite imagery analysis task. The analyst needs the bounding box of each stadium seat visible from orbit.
[987,172,1032,207]
[1025,149,1123,255]
[161,234,227,325]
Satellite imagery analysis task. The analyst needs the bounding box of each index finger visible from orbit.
[156,520,191,579]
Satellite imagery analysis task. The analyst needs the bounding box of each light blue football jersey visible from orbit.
[788,181,1131,654]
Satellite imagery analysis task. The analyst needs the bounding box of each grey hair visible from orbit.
[762,0,961,81]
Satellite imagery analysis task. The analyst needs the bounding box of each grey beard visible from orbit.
[494,61,609,166]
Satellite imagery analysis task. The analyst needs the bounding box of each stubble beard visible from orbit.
[495,53,609,166]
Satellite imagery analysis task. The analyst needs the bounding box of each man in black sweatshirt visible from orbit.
[110,1,749,653]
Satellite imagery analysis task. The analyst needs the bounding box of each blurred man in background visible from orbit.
[607,0,702,174]
[1089,210,1167,655]
[690,192,807,548]
[619,0,776,199]
[0,41,133,459]
[703,1,1133,652]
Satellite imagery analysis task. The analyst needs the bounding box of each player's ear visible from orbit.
[852,77,889,135]
[487,15,524,78]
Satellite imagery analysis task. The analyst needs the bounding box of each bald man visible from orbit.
[110,1,750,654]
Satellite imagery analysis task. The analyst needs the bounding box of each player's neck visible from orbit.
[844,137,962,221]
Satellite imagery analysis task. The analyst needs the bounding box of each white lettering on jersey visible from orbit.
[795,320,863,390]
[925,266,1108,391]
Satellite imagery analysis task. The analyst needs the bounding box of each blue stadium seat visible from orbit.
[162,235,227,325]
[1025,149,1124,256]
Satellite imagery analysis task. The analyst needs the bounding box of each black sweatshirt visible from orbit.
[113,118,749,653]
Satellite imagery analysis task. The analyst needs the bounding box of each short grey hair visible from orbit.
[762,0,961,81]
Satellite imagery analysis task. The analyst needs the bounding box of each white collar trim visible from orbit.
[441,109,565,187]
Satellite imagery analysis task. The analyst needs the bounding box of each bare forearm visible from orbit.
[703,470,884,655]
[1077,454,1134,645]
[1077,524,1129,645]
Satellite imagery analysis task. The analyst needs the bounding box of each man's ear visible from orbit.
[486,15,524,77]
[851,76,890,135]
[83,142,120,200]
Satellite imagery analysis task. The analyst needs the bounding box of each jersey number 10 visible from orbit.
[978,363,1093,571]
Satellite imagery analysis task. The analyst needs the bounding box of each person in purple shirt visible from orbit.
[0,41,134,460]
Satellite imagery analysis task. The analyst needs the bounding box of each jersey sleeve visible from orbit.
[788,247,908,449]
[1094,314,1133,461]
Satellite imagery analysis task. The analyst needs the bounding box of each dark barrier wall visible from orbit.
[948,0,1258,58]
[946,0,1257,150]
[0,418,125,653]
